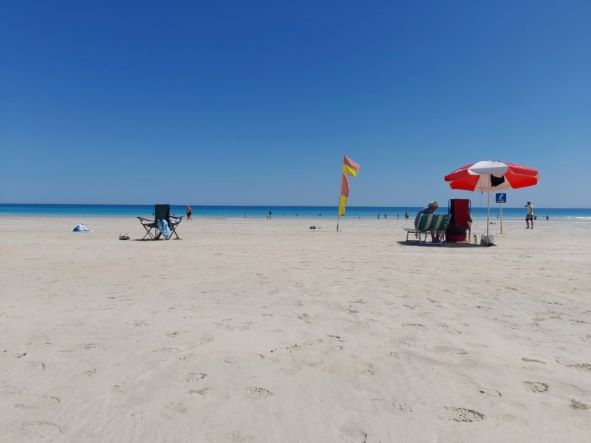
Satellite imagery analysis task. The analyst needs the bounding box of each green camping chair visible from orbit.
[138,204,183,240]
[404,214,449,244]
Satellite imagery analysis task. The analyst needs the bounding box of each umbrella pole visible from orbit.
[487,191,490,239]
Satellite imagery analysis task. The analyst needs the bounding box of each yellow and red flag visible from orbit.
[342,155,360,177]
[338,174,349,216]
[338,155,359,218]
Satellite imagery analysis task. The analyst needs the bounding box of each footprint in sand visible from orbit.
[185,372,207,383]
[0,383,19,397]
[60,343,101,352]
[297,313,312,323]
[361,365,375,376]
[340,423,368,442]
[14,395,61,410]
[5,351,27,359]
[152,347,180,353]
[569,363,591,372]
[16,421,63,439]
[478,387,502,398]
[522,357,546,364]
[112,383,129,393]
[25,360,46,371]
[371,398,414,414]
[524,381,549,393]
[188,388,212,397]
[444,407,485,422]
[326,334,343,341]
[245,387,273,400]
[162,401,188,418]
[570,399,591,410]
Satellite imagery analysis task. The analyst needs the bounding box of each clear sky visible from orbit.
[1,0,590,207]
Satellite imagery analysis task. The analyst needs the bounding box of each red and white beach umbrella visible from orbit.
[444,160,539,239]
[444,160,539,192]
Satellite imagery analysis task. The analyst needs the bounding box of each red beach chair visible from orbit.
[446,199,471,242]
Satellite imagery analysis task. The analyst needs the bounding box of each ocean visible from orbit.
[1,204,590,220]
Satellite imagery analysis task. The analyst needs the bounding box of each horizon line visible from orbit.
[2,202,590,210]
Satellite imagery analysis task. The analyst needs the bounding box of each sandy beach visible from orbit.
[1,216,590,442]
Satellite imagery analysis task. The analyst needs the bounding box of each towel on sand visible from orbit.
[72,224,92,232]
[157,219,171,240]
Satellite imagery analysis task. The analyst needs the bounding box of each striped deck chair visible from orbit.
[404,214,449,244]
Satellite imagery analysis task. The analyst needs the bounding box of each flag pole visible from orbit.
[336,166,341,232]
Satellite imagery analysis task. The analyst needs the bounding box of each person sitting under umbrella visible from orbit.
[415,201,440,241]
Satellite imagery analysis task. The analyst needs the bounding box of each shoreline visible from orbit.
[0,215,589,222]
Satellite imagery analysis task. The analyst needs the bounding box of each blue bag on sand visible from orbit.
[157,219,171,240]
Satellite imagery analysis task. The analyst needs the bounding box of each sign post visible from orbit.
[496,193,506,234]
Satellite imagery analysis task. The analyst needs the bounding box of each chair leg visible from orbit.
[141,225,154,240]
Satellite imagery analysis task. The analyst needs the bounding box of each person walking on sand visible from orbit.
[186,205,192,221]
[524,201,534,229]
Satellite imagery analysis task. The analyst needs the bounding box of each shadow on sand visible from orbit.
[397,241,494,248]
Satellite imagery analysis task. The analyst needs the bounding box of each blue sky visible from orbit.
[1,0,590,207]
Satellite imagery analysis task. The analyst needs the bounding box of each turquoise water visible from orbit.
[1,204,590,220]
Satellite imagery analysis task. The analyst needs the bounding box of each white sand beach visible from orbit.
[1,216,590,442]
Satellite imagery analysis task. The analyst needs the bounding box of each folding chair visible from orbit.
[138,204,183,240]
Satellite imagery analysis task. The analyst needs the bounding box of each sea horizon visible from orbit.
[1,203,591,220]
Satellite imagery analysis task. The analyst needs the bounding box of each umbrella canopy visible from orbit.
[444,160,539,192]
